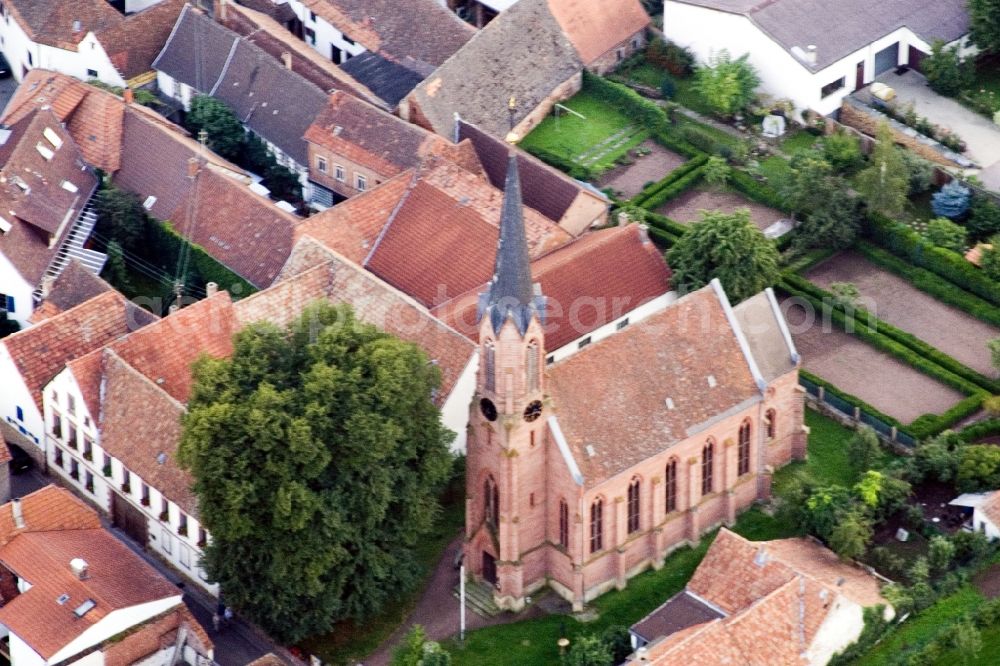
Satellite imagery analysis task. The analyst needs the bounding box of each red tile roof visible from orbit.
[3,291,157,415]
[103,607,212,666]
[435,224,671,350]
[28,260,114,323]
[106,292,236,404]
[96,0,187,80]
[0,487,181,661]
[546,286,759,484]
[0,485,99,547]
[644,529,889,665]
[546,0,650,65]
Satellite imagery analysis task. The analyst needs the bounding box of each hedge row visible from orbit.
[521,144,596,181]
[800,369,904,431]
[960,419,1000,442]
[644,211,691,238]
[149,221,256,295]
[780,279,988,438]
[866,213,1000,308]
[646,225,680,248]
[630,153,709,208]
[782,248,835,274]
[653,128,704,160]
[854,241,1000,330]
[582,71,668,133]
[783,273,998,395]
[639,166,705,210]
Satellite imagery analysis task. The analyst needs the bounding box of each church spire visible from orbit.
[479,150,544,335]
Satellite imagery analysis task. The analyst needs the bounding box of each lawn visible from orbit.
[780,131,819,156]
[446,508,795,666]
[773,409,869,496]
[300,472,466,664]
[856,585,984,666]
[518,89,644,175]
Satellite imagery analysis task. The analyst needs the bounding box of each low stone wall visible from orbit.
[839,98,973,169]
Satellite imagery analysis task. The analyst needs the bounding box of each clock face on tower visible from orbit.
[523,400,543,422]
[480,398,498,422]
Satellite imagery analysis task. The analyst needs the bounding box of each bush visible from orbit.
[728,169,789,211]
[932,181,972,219]
[928,535,957,575]
[981,237,1000,280]
[692,49,760,117]
[561,634,613,666]
[822,130,864,174]
[912,432,962,483]
[923,40,975,97]
[681,124,722,154]
[957,444,1000,492]
[926,217,969,252]
[901,151,936,195]
[847,426,882,471]
[952,529,993,567]
[646,38,695,77]
[967,197,1000,240]
[703,155,730,189]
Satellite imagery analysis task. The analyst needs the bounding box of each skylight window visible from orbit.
[43,127,63,149]
[0,216,11,234]
[56,593,70,605]
[36,143,54,161]
[707,375,717,388]
[665,397,675,410]
[73,599,96,617]
[142,195,157,210]
[61,181,78,193]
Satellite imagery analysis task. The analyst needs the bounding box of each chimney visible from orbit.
[122,87,134,105]
[806,44,817,66]
[205,281,218,297]
[11,498,24,529]
[187,156,200,179]
[70,558,89,580]
[281,51,292,70]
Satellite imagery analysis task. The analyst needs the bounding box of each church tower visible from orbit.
[464,149,547,611]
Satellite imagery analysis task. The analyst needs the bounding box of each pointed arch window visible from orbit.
[526,340,539,392]
[766,409,777,440]
[558,499,569,548]
[665,458,678,513]
[702,441,714,496]
[590,498,603,553]
[627,477,641,533]
[738,420,752,476]
[484,475,499,528]
[484,341,496,393]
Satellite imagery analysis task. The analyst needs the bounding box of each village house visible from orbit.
[0,0,184,86]
[0,289,155,469]
[0,486,213,666]
[662,0,972,117]
[3,70,302,291]
[0,107,100,329]
[402,0,649,138]
[280,0,473,88]
[631,529,892,664]
[303,90,481,207]
[40,247,477,592]
[950,491,1000,540]
[153,4,332,202]
[462,151,806,611]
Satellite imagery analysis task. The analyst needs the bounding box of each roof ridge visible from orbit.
[102,348,187,411]
[3,290,126,345]
[362,168,419,267]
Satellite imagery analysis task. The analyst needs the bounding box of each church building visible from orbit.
[464,151,808,611]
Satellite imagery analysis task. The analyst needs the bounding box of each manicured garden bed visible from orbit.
[804,250,1000,376]
[657,187,785,231]
[597,140,688,199]
[782,298,967,424]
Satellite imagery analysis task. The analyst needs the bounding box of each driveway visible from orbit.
[876,69,1000,186]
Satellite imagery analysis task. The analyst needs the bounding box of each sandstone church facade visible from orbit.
[464,153,807,611]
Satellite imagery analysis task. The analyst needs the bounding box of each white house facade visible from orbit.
[0,343,42,451]
[0,253,34,331]
[286,1,367,65]
[42,366,218,596]
[0,14,126,86]
[662,0,972,117]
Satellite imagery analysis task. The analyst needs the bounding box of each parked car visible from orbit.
[8,444,32,474]
[0,54,11,79]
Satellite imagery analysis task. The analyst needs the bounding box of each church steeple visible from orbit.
[479,151,545,335]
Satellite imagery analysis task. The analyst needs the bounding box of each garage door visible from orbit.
[874,43,899,76]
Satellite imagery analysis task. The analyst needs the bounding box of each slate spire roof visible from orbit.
[480,151,544,334]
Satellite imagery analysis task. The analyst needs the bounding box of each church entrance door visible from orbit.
[482,551,497,587]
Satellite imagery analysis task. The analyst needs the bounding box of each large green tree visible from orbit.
[784,152,860,250]
[185,95,246,162]
[970,0,1000,54]
[856,122,909,218]
[179,302,454,643]
[666,209,780,302]
[923,40,975,97]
